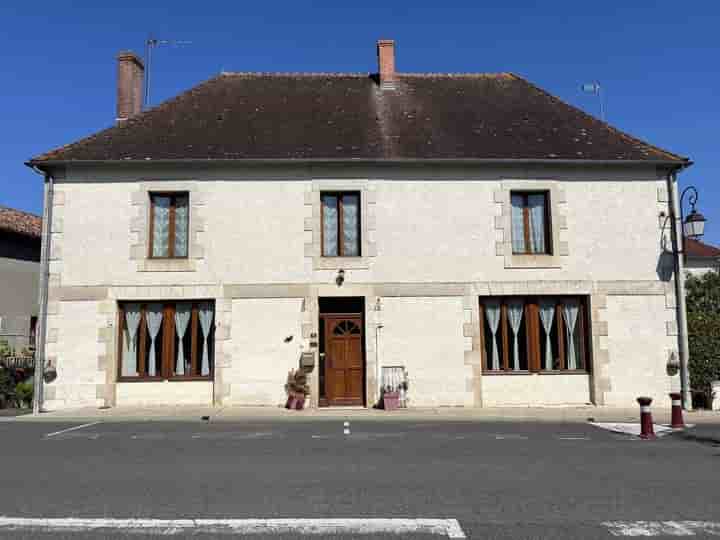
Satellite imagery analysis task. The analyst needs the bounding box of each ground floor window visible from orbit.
[480,296,589,373]
[117,301,215,381]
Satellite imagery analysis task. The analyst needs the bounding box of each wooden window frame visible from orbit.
[117,301,214,382]
[148,192,189,259]
[510,191,552,255]
[480,296,590,375]
[320,191,362,257]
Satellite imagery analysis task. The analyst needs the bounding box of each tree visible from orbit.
[686,272,720,408]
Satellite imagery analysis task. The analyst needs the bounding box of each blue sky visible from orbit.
[2,1,718,242]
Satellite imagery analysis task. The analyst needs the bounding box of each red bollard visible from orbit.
[669,392,685,429]
[637,396,656,440]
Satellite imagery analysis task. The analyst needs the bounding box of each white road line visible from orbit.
[557,436,591,440]
[44,422,100,438]
[494,435,529,440]
[604,521,720,536]
[0,517,467,538]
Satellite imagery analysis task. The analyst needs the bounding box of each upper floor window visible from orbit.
[322,192,360,257]
[511,191,551,255]
[149,193,188,258]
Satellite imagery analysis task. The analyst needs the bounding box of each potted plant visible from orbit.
[382,384,400,411]
[284,369,310,410]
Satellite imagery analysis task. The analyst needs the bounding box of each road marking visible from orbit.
[604,521,720,536]
[0,517,467,537]
[494,434,529,440]
[557,436,591,440]
[44,422,100,438]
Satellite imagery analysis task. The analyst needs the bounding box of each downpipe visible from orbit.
[666,169,692,410]
[30,166,54,415]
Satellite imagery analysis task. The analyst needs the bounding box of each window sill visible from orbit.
[482,370,589,376]
[137,258,197,272]
[504,253,562,269]
[117,376,213,383]
[314,256,370,270]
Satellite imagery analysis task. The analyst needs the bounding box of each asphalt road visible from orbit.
[0,418,718,539]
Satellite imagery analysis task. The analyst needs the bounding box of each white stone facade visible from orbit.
[41,163,680,410]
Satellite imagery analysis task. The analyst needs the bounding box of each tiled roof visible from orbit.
[0,206,41,238]
[685,238,720,258]
[30,72,687,164]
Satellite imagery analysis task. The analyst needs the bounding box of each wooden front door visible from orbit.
[324,315,364,406]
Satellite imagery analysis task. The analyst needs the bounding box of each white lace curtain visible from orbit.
[511,194,526,253]
[527,194,546,254]
[152,196,171,257]
[563,299,580,370]
[322,195,338,256]
[507,300,524,371]
[539,299,555,370]
[198,302,214,376]
[174,196,189,257]
[123,304,141,376]
[174,303,191,375]
[342,194,359,256]
[511,193,547,254]
[484,301,501,370]
[145,304,164,376]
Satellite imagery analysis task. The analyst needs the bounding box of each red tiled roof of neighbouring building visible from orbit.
[685,238,720,258]
[28,72,688,164]
[0,206,42,238]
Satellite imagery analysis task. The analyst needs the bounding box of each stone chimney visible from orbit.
[377,39,396,89]
[116,51,144,123]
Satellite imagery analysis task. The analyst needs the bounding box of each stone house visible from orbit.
[27,40,690,410]
[684,238,720,277]
[0,206,40,352]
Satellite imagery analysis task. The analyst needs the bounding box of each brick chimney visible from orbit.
[116,51,144,123]
[377,39,396,89]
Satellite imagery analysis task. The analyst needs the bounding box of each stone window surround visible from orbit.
[304,180,377,270]
[494,180,568,269]
[130,181,205,272]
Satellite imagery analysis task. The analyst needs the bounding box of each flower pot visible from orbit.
[295,395,306,410]
[285,395,297,409]
[383,391,400,411]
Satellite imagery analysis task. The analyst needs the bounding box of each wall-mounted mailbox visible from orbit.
[301,352,315,371]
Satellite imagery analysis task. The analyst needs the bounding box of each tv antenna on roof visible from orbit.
[143,35,192,109]
[581,81,605,122]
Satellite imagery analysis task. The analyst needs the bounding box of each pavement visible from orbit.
[14,404,720,424]
[1,414,719,539]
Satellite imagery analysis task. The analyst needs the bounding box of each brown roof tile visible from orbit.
[685,238,720,258]
[0,206,42,238]
[29,72,687,164]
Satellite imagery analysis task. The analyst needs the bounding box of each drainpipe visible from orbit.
[30,167,54,415]
[666,169,692,410]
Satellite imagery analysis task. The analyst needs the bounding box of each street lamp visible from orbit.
[662,183,708,411]
[681,187,707,239]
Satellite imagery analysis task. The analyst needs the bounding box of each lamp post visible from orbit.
[666,182,708,410]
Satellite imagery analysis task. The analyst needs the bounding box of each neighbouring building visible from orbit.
[27,40,691,410]
[684,238,720,277]
[0,206,40,352]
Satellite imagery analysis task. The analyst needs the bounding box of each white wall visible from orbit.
[45,300,104,408]
[55,164,667,287]
[116,381,213,406]
[482,374,591,406]
[380,297,472,407]
[604,295,676,408]
[228,298,304,405]
[46,163,677,409]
